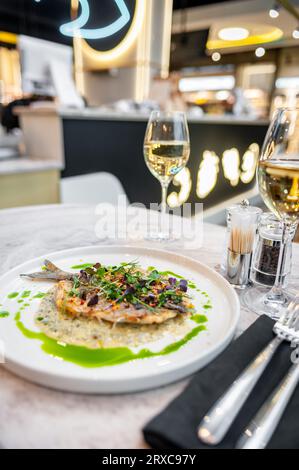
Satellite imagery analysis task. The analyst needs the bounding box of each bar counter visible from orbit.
[17,107,269,210]
[0,158,62,209]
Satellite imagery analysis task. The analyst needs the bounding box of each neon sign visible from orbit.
[60,0,131,39]
[168,144,259,207]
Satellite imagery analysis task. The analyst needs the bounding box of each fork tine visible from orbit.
[287,298,299,329]
[292,304,299,332]
[283,296,299,327]
[278,297,297,328]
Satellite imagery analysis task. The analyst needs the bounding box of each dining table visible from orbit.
[0,203,298,449]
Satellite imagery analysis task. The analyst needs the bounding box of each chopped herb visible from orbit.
[148,270,160,281]
[0,311,9,318]
[33,292,46,299]
[73,276,80,288]
[96,267,106,278]
[21,290,31,298]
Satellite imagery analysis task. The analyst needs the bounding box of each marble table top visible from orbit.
[0,204,298,449]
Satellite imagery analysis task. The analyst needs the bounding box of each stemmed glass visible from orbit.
[244,107,299,319]
[143,111,190,240]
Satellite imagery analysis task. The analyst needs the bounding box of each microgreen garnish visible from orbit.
[67,261,189,312]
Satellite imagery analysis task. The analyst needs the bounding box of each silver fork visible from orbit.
[236,301,299,449]
[197,296,299,446]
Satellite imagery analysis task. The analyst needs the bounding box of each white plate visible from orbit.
[0,245,240,393]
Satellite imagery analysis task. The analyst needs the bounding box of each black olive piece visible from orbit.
[124,286,136,295]
[79,290,87,300]
[87,294,99,307]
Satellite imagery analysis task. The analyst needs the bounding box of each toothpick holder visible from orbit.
[225,205,262,288]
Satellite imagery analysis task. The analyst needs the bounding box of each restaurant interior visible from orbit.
[0,0,299,451]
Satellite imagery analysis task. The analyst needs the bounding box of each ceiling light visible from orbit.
[207,26,283,50]
[211,52,221,62]
[269,3,280,18]
[255,47,266,57]
[276,77,299,89]
[292,27,299,39]
[179,76,235,93]
[218,27,249,41]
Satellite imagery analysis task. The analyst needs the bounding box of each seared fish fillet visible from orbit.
[22,259,192,325]
[55,280,179,325]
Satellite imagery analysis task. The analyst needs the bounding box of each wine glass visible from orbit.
[144,110,190,240]
[243,107,299,319]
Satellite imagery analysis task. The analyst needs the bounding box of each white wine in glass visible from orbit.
[144,111,190,240]
[144,141,190,184]
[258,159,299,223]
[243,108,299,319]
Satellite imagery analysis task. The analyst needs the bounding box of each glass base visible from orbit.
[242,285,293,320]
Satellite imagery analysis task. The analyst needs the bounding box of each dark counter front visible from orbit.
[61,117,268,210]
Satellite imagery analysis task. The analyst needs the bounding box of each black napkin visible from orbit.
[143,315,299,449]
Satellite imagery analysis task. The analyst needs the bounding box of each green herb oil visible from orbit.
[15,312,208,368]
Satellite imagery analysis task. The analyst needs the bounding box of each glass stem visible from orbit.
[161,182,169,217]
[160,181,169,235]
[266,220,290,304]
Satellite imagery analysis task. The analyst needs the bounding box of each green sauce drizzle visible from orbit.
[191,314,208,324]
[8,292,19,299]
[33,292,46,299]
[188,282,197,289]
[0,311,9,318]
[14,312,207,368]
[204,304,212,309]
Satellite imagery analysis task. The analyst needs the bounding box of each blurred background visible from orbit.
[0,0,299,226]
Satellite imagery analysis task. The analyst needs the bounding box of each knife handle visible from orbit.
[236,363,299,449]
[197,336,282,445]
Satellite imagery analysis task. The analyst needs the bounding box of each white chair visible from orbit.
[60,172,128,205]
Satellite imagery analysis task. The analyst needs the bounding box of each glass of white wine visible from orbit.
[243,107,299,318]
[144,110,190,240]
